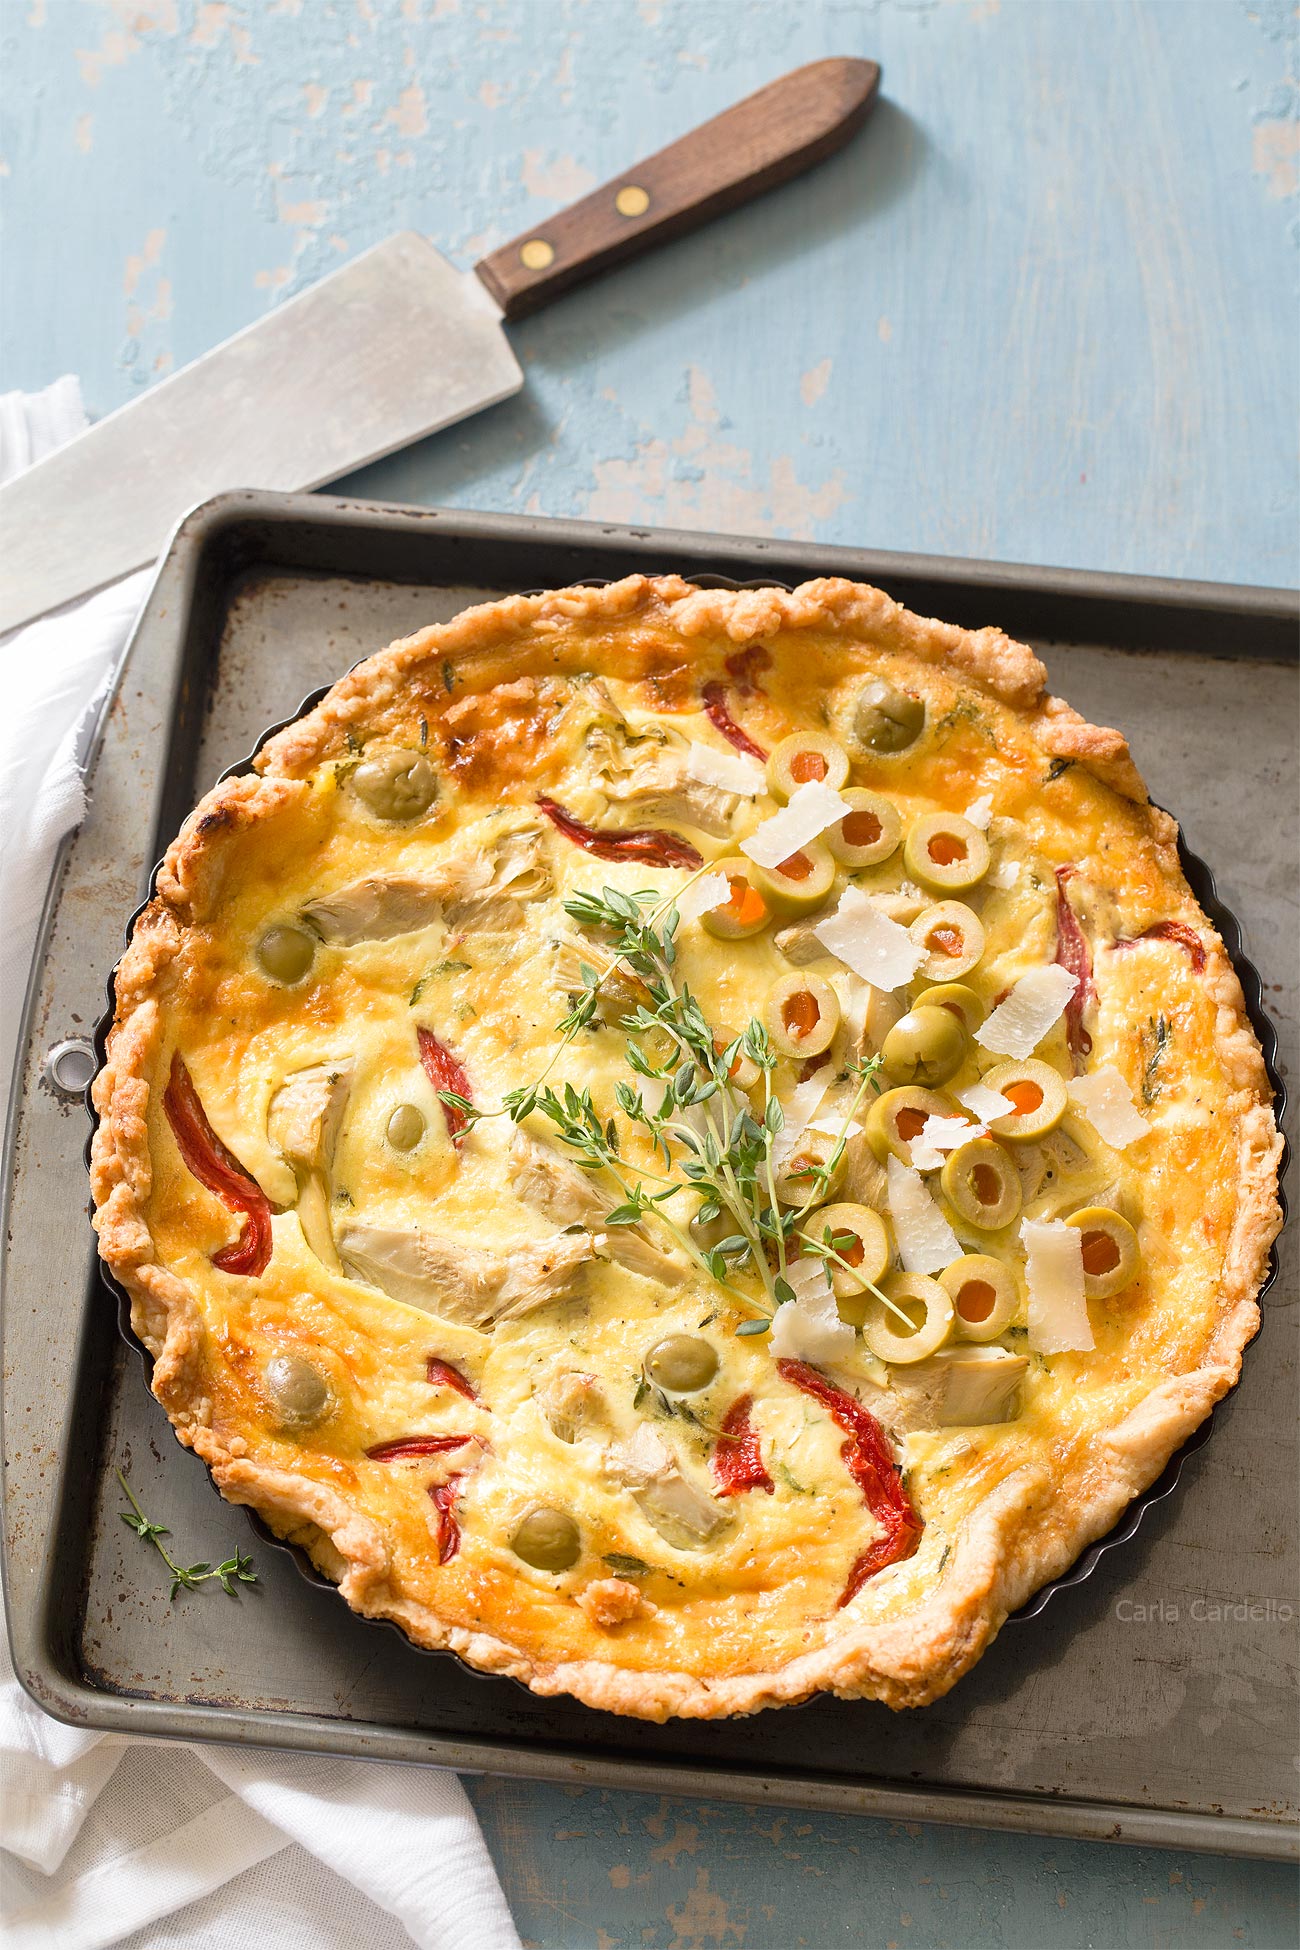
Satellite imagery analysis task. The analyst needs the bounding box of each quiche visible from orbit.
[90,576,1283,1719]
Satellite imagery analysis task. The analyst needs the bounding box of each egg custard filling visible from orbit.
[91,576,1282,1719]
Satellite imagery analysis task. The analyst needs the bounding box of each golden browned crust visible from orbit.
[90,575,1284,1720]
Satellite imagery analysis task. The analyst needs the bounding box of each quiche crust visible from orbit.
[90,575,1283,1720]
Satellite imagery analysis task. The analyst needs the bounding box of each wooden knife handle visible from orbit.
[474,57,881,321]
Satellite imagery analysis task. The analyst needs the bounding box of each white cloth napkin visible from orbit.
[0,380,521,1950]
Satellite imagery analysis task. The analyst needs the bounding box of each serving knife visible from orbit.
[0,57,879,636]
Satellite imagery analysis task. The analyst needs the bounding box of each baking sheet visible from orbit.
[3,493,1295,1857]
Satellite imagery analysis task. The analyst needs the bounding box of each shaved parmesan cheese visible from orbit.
[964,794,993,830]
[1068,1066,1151,1148]
[770,1258,855,1363]
[674,870,731,922]
[741,780,852,870]
[989,858,1020,890]
[770,1065,834,1166]
[975,964,1078,1059]
[686,740,766,797]
[886,1155,961,1273]
[1021,1218,1093,1353]
[813,885,925,990]
[910,1113,984,1171]
[957,1081,1017,1123]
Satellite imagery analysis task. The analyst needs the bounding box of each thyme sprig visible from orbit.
[116,1471,257,1602]
[436,885,883,1327]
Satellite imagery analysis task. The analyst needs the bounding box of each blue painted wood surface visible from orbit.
[3,3,1297,1945]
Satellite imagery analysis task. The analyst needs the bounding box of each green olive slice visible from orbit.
[698,860,772,941]
[939,1254,1021,1341]
[865,1086,955,1165]
[913,981,985,1035]
[773,1131,847,1207]
[766,730,850,802]
[256,924,316,985]
[799,1203,891,1317]
[645,1334,719,1394]
[510,1506,581,1573]
[1064,1206,1141,1299]
[386,1103,427,1152]
[264,1353,331,1429]
[910,901,986,981]
[881,1004,967,1088]
[863,1272,954,1364]
[853,678,926,755]
[980,1059,1068,1141]
[763,970,841,1058]
[351,746,438,821]
[940,1138,1023,1230]
[749,840,837,918]
[825,788,902,868]
[903,812,990,894]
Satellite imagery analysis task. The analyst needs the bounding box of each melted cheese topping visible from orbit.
[133,619,1254,1686]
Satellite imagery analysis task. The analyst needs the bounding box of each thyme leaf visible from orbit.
[1141,1012,1172,1106]
[117,1471,257,1602]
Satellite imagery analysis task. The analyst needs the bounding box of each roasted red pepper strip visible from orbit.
[162,1053,274,1276]
[711,1394,774,1498]
[700,680,768,762]
[417,1026,473,1147]
[1054,867,1095,1068]
[536,795,703,870]
[724,645,771,694]
[1112,920,1206,974]
[429,1474,464,1564]
[426,1356,477,1401]
[366,1435,474,1462]
[776,1359,922,1605]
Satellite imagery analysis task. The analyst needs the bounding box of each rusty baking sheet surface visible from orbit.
[3,495,1296,1859]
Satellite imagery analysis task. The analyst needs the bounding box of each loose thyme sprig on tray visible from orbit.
[116,1470,257,1601]
[435,883,898,1334]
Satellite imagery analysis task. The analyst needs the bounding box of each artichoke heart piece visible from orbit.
[301,829,552,945]
[338,1222,594,1328]
[268,1062,353,1270]
[587,707,739,836]
[539,1369,609,1444]
[895,1346,1029,1428]
[931,1346,1029,1425]
[610,1425,732,1551]
[509,1130,686,1285]
[302,874,444,944]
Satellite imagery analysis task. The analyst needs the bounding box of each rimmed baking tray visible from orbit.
[3,492,1296,1859]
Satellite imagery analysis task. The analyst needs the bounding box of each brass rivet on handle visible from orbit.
[614,184,650,217]
[519,238,555,271]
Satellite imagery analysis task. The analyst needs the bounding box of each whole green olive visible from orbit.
[256,924,315,984]
[853,678,925,755]
[351,747,438,822]
[644,1334,719,1394]
[265,1353,331,1428]
[510,1505,581,1573]
[386,1103,426,1151]
[881,1004,967,1087]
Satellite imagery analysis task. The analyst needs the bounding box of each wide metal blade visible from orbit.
[0,233,522,636]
